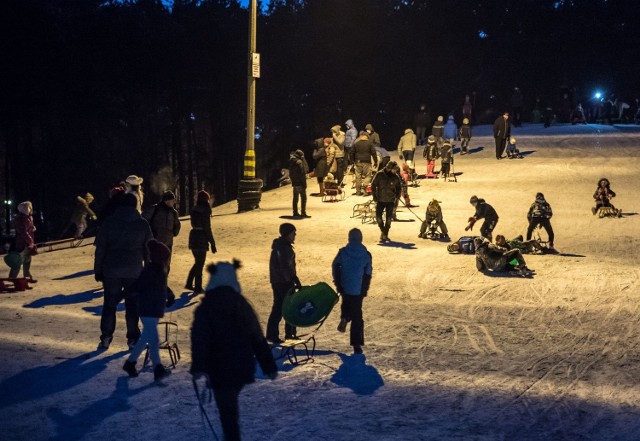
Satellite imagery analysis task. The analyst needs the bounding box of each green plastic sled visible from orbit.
[3,252,23,270]
[283,282,339,328]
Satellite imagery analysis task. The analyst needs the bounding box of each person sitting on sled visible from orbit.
[474,237,534,277]
[418,199,449,240]
[592,177,621,216]
[423,135,440,178]
[506,137,523,159]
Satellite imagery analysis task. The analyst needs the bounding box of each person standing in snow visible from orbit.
[185,190,217,294]
[344,119,358,168]
[414,104,431,146]
[312,138,329,196]
[352,131,378,196]
[288,149,310,218]
[371,161,402,242]
[331,125,346,185]
[94,193,153,350]
[122,239,174,381]
[191,260,277,441]
[397,128,417,164]
[124,175,144,213]
[466,195,499,242]
[70,193,97,239]
[147,190,181,272]
[423,135,440,177]
[443,115,458,143]
[432,116,445,142]
[267,223,300,343]
[459,118,472,155]
[333,229,373,355]
[493,112,511,160]
[9,201,38,283]
[365,123,381,148]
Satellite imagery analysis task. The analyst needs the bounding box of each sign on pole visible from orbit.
[251,53,260,78]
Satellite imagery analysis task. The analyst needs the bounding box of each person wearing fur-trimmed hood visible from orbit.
[9,201,38,283]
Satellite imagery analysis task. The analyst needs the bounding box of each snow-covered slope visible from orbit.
[2,124,640,440]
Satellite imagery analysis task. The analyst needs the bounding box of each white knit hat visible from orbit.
[125,175,143,186]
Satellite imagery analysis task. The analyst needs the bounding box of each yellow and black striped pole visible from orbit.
[243,148,256,179]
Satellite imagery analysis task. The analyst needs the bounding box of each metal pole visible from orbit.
[243,0,257,180]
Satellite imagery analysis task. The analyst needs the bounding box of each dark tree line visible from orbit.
[1,0,638,238]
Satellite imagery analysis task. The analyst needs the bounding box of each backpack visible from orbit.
[458,236,476,254]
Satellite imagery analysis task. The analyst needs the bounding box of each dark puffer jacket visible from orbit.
[191,286,277,389]
[371,169,402,203]
[148,203,181,248]
[269,237,297,285]
[289,152,309,187]
[474,199,499,222]
[352,137,378,164]
[130,263,169,318]
[493,116,511,139]
[188,203,216,251]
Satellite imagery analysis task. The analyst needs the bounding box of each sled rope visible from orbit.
[397,198,424,223]
[192,377,220,441]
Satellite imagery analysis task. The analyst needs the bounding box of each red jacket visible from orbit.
[14,213,35,252]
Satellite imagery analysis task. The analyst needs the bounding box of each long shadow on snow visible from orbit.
[46,376,157,441]
[519,150,536,156]
[330,353,384,396]
[276,349,336,372]
[377,241,417,250]
[0,350,127,409]
[23,288,103,308]
[468,146,485,154]
[52,269,95,280]
[166,291,200,312]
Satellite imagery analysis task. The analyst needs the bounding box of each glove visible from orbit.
[95,271,104,282]
[465,217,476,231]
[335,283,344,294]
[210,243,217,254]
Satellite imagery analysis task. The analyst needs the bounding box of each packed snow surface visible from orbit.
[2,124,640,440]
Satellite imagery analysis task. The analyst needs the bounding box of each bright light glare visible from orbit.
[594,92,602,99]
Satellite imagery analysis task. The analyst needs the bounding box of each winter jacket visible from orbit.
[475,241,511,272]
[345,120,358,149]
[397,129,417,155]
[443,116,458,140]
[190,285,277,389]
[269,237,297,285]
[14,212,36,252]
[527,200,553,221]
[474,199,499,222]
[352,137,378,165]
[332,242,373,296]
[71,196,97,226]
[312,138,329,179]
[126,189,144,214]
[98,190,125,226]
[365,124,381,148]
[331,126,346,159]
[371,169,402,203]
[432,121,444,139]
[130,263,169,318]
[459,124,472,140]
[289,153,309,187]
[440,145,453,164]
[188,203,216,251]
[424,142,440,161]
[493,116,511,139]
[375,146,391,159]
[148,202,181,248]
[94,206,153,279]
[594,178,616,202]
[326,142,338,174]
[413,111,430,128]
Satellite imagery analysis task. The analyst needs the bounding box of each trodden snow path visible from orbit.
[2,124,640,440]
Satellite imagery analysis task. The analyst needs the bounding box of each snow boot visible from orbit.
[98,336,112,350]
[337,318,348,333]
[353,345,363,355]
[123,360,139,378]
[154,364,171,381]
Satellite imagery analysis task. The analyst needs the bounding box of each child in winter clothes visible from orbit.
[592,177,621,216]
[393,164,413,219]
[9,201,38,282]
[419,199,449,240]
[526,193,554,248]
[423,135,440,177]
[333,229,373,355]
[191,260,277,441]
[459,118,472,154]
[506,137,522,159]
[443,115,458,142]
[440,141,453,177]
[123,239,175,381]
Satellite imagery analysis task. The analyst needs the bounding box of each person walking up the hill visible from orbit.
[186,191,217,294]
[267,223,300,344]
[9,201,38,283]
[147,190,181,273]
[466,195,499,242]
[371,161,402,242]
[493,112,511,160]
[331,125,346,185]
[289,149,310,218]
[352,131,378,196]
[333,228,373,355]
[526,192,554,249]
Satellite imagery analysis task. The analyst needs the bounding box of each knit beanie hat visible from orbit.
[17,201,32,215]
[120,193,138,208]
[279,223,296,238]
[348,228,363,244]
[126,175,144,186]
[437,116,444,122]
[162,190,176,201]
[197,190,210,204]
[147,239,171,265]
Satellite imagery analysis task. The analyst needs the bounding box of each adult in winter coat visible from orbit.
[511,87,524,127]
[267,223,300,343]
[474,237,533,276]
[459,118,472,154]
[325,137,338,176]
[443,115,458,141]
[98,185,125,227]
[371,161,402,242]
[419,199,449,239]
[9,201,38,282]
[414,105,431,146]
[147,191,181,272]
[365,124,381,148]
[191,260,277,441]
[70,193,97,239]
[123,239,174,381]
[344,119,358,166]
[331,125,346,184]
[466,195,499,241]
[333,228,373,355]
[312,138,329,196]
[124,175,144,213]
[94,193,153,350]
[397,128,417,164]
[186,191,217,294]
[493,112,511,160]
[432,116,445,141]
[526,193,554,248]
[288,149,310,218]
[352,132,378,196]
[592,177,620,215]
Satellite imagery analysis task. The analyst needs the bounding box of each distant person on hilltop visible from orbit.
[462,94,473,121]
[493,112,511,160]
[414,104,431,146]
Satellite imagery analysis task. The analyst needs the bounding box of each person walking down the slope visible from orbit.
[9,201,38,283]
[191,260,277,441]
[352,131,378,196]
[312,138,329,196]
[365,124,381,148]
[94,193,153,350]
[414,104,431,146]
[398,128,417,165]
[526,192,555,249]
[432,116,445,142]
[371,161,402,242]
[459,118,472,155]
[474,237,534,277]
[331,125,346,185]
[147,190,181,273]
[333,228,373,355]
[70,193,97,239]
[592,177,621,216]
[493,112,511,160]
[418,199,449,240]
[186,191,217,294]
[288,149,310,218]
[124,175,144,213]
[443,115,458,143]
[267,223,300,344]
[466,195,499,242]
[344,119,358,168]
[122,239,175,381]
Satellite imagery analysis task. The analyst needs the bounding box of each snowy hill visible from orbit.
[2,124,640,440]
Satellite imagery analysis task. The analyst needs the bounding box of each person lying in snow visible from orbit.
[495,234,545,254]
[447,236,481,254]
[474,237,534,277]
